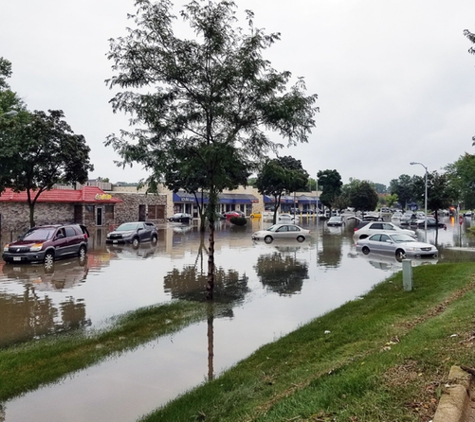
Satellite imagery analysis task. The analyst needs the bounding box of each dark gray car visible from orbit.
[106,222,158,247]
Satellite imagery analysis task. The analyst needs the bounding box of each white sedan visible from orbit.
[252,223,310,244]
[353,221,416,240]
[355,233,438,261]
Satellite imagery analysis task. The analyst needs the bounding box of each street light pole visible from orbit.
[410,161,428,242]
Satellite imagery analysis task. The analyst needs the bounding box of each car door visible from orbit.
[53,228,69,258]
[382,223,397,232]
[275,224,289,239]
[366,234,383,252]
[137,223,148,242]
[377,233,394,254]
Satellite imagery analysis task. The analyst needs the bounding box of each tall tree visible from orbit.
[426,171,456,226]
[255,156,309,223]
[106,0,318,299]
[1,110,93,227]
[0,58,30,193]
[445,153,475,208]
[317,169,342,215]
[389,174,413,209]
[347,180,378,212]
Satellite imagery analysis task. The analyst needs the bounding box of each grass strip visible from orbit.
[0,300,210,401]
[142,262,475,422]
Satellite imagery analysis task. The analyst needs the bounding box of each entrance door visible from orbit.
[139,205,146,221]
[96,207,103,226]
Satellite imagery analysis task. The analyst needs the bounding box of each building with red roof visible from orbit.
[0,186,123,232]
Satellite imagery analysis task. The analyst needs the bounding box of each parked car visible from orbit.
[411,217,446,229]
[400,212,417,225]
[168,213,192,223]
[278,213,298,223]
[252,223,310,244]
[362,211,382,221]
[391,211,403,220]
[3,224,88,268]
[224,210,245,219]
[250,212,262,219]
[327,216,344,227]
[463,210,474,217]
[353,221,416,240]
[106,222,158,247]
[355,232,438,261]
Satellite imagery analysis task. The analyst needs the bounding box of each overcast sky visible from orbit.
[2,0,475,187]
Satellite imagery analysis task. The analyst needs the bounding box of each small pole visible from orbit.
[402,259,413,291]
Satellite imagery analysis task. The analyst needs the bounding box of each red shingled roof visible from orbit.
[0,186,122,204]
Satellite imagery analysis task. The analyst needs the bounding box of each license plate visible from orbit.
[113,240,118,244]
[13,257,21,261]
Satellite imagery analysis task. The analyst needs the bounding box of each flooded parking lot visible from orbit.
[1,216,474,421]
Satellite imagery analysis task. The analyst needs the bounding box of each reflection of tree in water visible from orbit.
[318,230,343,268]
[163,266,249,304]
[0,287,90,347]
[254,252,308,295]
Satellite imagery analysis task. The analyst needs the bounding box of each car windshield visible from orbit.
[390,234,416,243]
[21,228,55,241]
[116,223,140,231]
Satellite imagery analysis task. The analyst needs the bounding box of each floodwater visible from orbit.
[1,216,474,422]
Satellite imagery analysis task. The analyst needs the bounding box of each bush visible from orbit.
[230,216,247,226]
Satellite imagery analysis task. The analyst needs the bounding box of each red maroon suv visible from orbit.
[3,224,88,268]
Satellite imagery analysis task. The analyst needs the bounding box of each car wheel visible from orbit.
[132,237,140,248]
[395,249,406,262]
[78,245,86,260]
[362,246,370,255]
[250,215,254,219]
[44,251,55,270]
[264,235,273,244]
[297,236,305,243]
[151,234,158,244]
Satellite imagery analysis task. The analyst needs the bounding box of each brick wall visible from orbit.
[112,192,167,226]
[0,203,74,232]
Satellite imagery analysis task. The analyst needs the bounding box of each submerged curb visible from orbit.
[433,366,473,422]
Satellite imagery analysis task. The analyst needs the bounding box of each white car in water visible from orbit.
[353,221,416,240]
[355,233,438,261]
[252,223,310,244]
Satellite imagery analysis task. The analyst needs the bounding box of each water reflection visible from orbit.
[254,246,308,295]
[317,229,344,268]
[354,252,438,272]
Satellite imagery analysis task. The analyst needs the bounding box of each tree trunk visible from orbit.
[28,202,35,228]
[206,191,218,300]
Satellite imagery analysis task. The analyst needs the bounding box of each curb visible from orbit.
[433,366,473,422]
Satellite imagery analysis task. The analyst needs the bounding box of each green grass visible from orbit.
[141,263,475,422]
[0,300,210,401]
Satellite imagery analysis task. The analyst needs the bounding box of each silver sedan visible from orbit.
[355,233,438,261]
[252,224,310,244]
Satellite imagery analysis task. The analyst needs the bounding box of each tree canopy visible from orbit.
[106,0,318,298]
[317,169,342,213]
[346,179,379,212]
[255,156,309,223]
[0,109,93,227]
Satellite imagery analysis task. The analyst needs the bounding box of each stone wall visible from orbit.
[112,192,167,226]
[0,203,74,232]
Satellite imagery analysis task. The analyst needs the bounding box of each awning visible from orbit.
[263,195,294,204]
[298,195,317,204]
[173,192,206,203]
[218,193,258,204]
[173,192,258,204]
